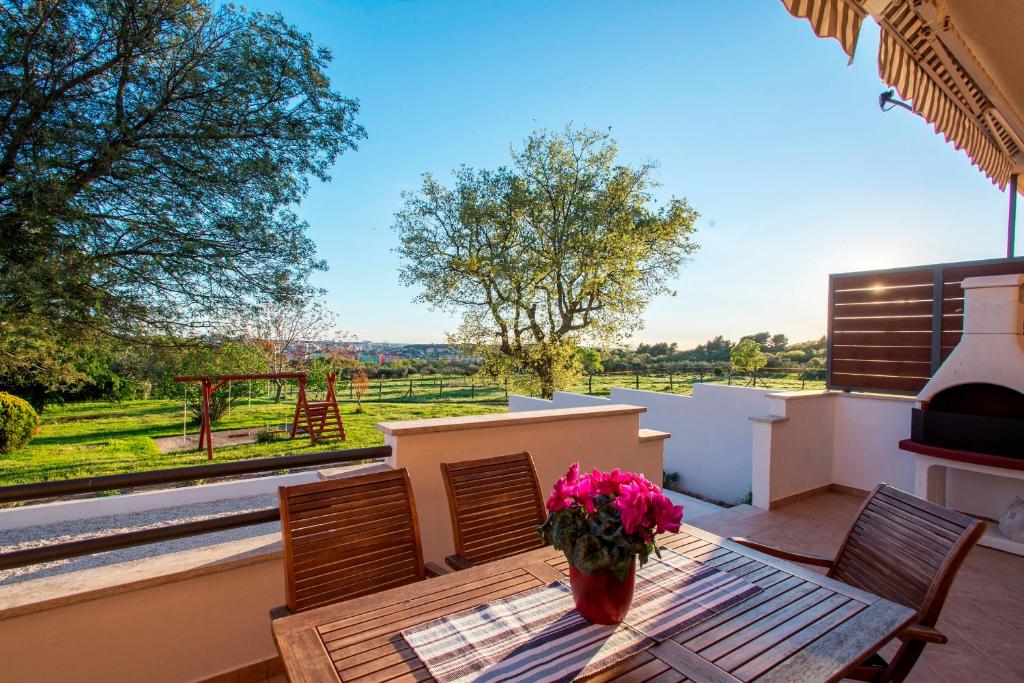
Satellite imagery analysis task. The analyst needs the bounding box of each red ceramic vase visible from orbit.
[568,557,636,625]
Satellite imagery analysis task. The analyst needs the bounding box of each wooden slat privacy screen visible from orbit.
[828,257,1024,394]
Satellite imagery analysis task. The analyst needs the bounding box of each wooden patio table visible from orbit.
[272,524,914,683]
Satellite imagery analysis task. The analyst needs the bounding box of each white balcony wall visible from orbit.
[509,384,775,503]
[752,391,1024,519]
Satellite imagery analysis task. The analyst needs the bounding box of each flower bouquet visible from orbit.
[539,463,684,624]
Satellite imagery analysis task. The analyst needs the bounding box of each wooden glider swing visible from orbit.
[173,372,345,460]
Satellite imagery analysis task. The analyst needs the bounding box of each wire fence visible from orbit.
[282,366,827,405]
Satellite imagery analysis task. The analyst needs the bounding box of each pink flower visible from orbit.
[651,494,683,534]
[546,463,582,512]
[576,476,598,514]
[613,481,652,535]
[544,464,682,540]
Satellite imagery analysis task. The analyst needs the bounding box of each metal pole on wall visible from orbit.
[1008,173,1019,258]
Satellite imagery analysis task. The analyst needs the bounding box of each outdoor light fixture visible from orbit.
[878,89,912,112]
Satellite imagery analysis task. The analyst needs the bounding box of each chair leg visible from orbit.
[882,639,927,683]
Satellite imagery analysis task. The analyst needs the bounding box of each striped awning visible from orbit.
[779,0,1023,193]
[781,0,864,62]
[878,27,1013,189]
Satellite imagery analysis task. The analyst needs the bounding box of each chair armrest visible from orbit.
[445,553,474,571]
[730,537,834,568]
[899,624,947,644]
[425,561,450,578]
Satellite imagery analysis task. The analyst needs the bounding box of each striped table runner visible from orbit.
[402,548,762,683]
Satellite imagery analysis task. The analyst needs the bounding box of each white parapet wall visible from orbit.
[751,391,1024,516]
[509,384,776,503]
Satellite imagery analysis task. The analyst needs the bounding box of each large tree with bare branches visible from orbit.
[393,127,699,398]
[236,297,339,401]
[0,0,364,341]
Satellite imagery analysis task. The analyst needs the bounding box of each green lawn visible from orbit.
[0,398,502,487]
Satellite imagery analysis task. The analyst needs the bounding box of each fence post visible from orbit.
[588,373,593,395]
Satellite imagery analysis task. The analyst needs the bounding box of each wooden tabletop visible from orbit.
[272,524,915,683]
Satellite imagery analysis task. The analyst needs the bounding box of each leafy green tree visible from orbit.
[393,126,699,398]
[0,0,364,346]
[175,341,268,422]
[740,332,772,351]
[730,339,767,384]
[576,348,604,375]
[768,334,789,353]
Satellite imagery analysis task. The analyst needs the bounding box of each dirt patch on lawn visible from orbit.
[153,426,292,453]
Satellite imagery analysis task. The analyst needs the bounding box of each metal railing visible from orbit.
[0,446,391,570]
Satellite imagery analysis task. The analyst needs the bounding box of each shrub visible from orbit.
[254,429,281,444]
[0,392,39,453]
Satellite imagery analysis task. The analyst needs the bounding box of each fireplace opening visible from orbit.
[926,383,1024,420]
[913,382,1024,459]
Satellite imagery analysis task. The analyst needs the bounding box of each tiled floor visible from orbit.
[689,492,1024,683]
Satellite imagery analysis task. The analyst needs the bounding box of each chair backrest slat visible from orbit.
[278,468,425,613]
[829,484,984,626]
[441,452,547,565]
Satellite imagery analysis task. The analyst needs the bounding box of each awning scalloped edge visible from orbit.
[781,0,865,63]
[878,28,1012,191]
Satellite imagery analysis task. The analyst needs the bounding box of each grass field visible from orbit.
[0,398,501,487]
[0,369,825,487]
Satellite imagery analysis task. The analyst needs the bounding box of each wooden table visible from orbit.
[272,524,914,683]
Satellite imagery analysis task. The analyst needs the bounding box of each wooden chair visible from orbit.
[276,468,443,615]
[440,452,548,570]
[732,484,984,683]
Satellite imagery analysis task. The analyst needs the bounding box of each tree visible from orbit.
[730,339,767,385]
[176,341,268,422]
[237,299,339,401]
[351,367,369,412]
[576,347,604,375]
[0,0,364,346]
[740,332,772,351]
[393,126,699,398]
[768,334,789,353]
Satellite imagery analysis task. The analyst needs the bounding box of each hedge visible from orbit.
[0,392,39,454]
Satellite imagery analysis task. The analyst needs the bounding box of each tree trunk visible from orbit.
[274,380,284,402]
[537,364,556,399]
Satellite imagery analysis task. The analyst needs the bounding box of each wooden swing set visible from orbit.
[173,372,346,460]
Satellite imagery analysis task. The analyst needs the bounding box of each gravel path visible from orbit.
[0,494,280,585]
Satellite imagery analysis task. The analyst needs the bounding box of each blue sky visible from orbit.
[243,0,1011,347]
